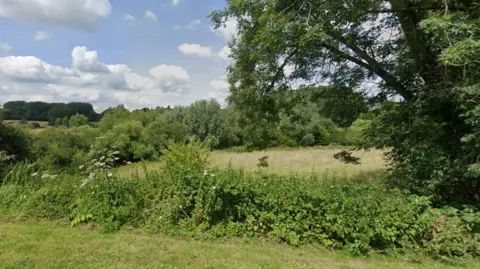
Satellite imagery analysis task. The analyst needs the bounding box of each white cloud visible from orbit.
[145,10,157,22]
[0,0,112,31]
[0,55,75,83]
[0,46,191,110]
[149,65,190,91]
[0,42,12,53]
[124,14,136,25]
[208,78,229,105]
[34,31,50,41]
[172,0,183,6]
[72,46,110,73]
[178,43,212,58]
[209,79,229,91]
[218,46,232,61]
[185,20,200,29]
[213,18,238,41]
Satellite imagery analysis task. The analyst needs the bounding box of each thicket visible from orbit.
[0,142,478,258]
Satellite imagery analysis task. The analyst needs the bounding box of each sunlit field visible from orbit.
[117,148,386,180]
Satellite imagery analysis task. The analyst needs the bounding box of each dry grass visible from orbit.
[3,120,49,127]
[116,148,386,180]
[210,148,386,177]
[1,221,476,269]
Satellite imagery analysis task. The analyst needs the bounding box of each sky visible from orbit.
[0,0,235,112]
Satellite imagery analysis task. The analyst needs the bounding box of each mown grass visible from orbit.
[0,221,477,269]
[117,148,386,179]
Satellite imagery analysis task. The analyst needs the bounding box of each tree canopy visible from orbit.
[211,0,480,204]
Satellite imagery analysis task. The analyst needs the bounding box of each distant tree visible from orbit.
[54,118,62,126]
[61,117,69,127]
[184,99,227,148]
[320,86,367,129]
[69,114,89,127]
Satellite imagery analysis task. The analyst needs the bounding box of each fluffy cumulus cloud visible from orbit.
[178,43,212,58]
[34,31,50,41]
[0,46,191,110]
[0,0,112,31]
[145,10,157,22]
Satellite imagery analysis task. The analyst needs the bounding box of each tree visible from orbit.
[319,86,367,129]
[69,114,89,127]
[61,117,69,127]
[0,123,31,175]
[211,0,479,203]
[183,99,227,148]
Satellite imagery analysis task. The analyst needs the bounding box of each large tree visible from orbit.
[211,0,479,204]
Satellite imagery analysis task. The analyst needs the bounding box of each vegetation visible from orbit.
[211,0,480,205]
[1,101,100,123]
[3,222,479,269]
[1,0,479,266]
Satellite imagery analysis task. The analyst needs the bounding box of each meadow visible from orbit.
[118,148,386,180]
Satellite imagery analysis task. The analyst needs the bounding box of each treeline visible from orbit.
[1,101,100,123]
[0,87,369,171]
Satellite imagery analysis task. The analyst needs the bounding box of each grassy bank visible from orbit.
[0,221,478,269]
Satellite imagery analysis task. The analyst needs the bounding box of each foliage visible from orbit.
[2,101,99,122]
[2,154,478,257]
[210,0,480,204]
[257,155,269,168]
[0,123,31,176]
[334,150,361,165]
[69,114,89,127]
[31,126,99,170]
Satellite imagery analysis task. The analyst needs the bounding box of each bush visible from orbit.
[1,142,478,257]
[0,123,31,177]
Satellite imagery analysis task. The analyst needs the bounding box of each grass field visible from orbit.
[3,120,49,127]
[0,221,477,269]
[118,148,386,179]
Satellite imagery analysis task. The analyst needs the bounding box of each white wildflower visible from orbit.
[31,172,38,177]
[107,173,113,177]
[100,156,106,161]
[113,151,120,155]
[114,157,120,161]
[79,165,85,169]
[126,161,132,165]
[41,174,49,179]
[203,169,208,176]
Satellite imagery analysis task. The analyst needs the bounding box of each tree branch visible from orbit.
[370,6,470,14]
[265,49,299,93]
[325,30,413,100]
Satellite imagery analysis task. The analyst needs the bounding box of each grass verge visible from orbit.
[0,221,478,269]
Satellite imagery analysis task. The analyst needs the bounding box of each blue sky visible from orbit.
[0,0,234,111]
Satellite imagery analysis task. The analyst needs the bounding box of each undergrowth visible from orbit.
[0,142,478,258]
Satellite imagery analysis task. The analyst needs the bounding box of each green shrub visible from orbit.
[1,142,478,257]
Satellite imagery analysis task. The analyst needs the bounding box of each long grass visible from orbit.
[0,221,477,269]
[117,148,386,180]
